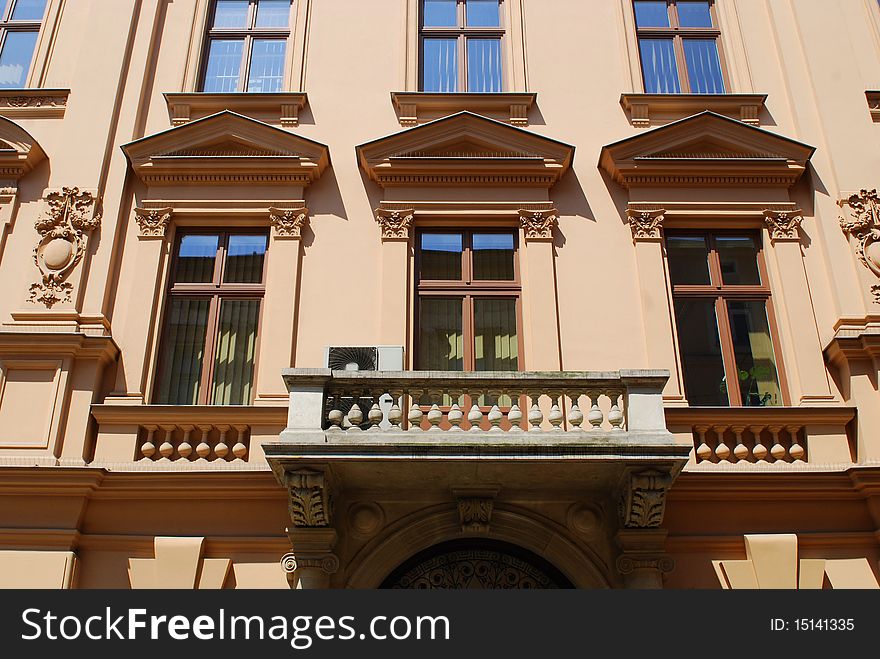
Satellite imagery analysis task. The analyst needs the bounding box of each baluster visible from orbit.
[527,392,543,432]
[448,403,464,431]
[408,388,424,431]
[215,425,230,461]
[195,426,212,460]
[732,425,749,463]
[567,393,584,431]
[488,404,504,432]
[694,425,712,463]
[232,425,248,461]
[427,403,443,431]
[367,398,384,431]
[587,392,603,430]
[327,392,344,431]
[787,425,806,462]
[713,425,731,463]
[140,425,158,461]
[178,425,194,461]
[159,425,176,461]
[751,425,768,462]
[387,389,403,431]
[507,391,523,432]
[608,391,624,430]
[769,425,786,462]
[548,393,564,430]
[468,389,484,432]
[347,391,364,430]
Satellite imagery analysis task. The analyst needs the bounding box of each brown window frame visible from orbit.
[415,228,523,373]
[633,0,730,93]
[198,0,292,93]
[666,229,790,407]
[154,229,268,406]
[419,0,506,92]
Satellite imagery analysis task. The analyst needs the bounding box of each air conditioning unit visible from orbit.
[323,346,404,429]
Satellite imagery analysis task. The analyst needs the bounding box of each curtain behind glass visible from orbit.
[639,38,680,93]
[422,38,457,92]
[472,233,515,280]
[467,38,502,92]
[248,39,286,92]
[418,298,464,370]
[474,299,518,371]
[202,39,243,92]
[157,298,210,405]
[683,39,724,93]
[212,299,260,405]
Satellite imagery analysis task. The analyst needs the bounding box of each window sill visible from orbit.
[164,92,308,128]
[0,88,70,119]
[391,92,536,127]
[866,91,880,123]
[620,93,767,127]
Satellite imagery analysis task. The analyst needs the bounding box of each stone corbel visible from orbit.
[626,207,665,241]
[763,208,804,242]
[453,487,499,533]
[615,528,674,589]
[29,187,100,308]
[283,467,338,588]
[269,206,309,239]
[518,208,558,241]
[838,189,880,282]
[287,468,333,528]
[375,207,414,241]
[134,207,173,239]
[619,468,673,529]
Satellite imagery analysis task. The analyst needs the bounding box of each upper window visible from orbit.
[420,0,504,93]
[200,0,292,93]
[0,0,47,89]
[666,232,785,407]
[633,0,726,94]
[155,231,268,406]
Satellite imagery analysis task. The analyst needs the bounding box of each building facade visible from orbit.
[0,0,879,589]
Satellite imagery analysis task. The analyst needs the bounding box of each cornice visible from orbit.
[0,331,118,362]
[619,93,767,127]
[0,88,69,119]
[866,91,880,123]
[164,91,308,127]
[390,91,537,127]
[90,404,287,426]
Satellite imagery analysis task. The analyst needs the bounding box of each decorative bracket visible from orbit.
[29,187,100,308]
[453,487,498,533]
[518,208,558,241]
[286,468,333,528]
[626,207,665,241]
[269,206,309,239]
[838,189,880,280]
[375,207,414,240]
[619,468,673,528]
[134,207,173,239]
[763,208,803,242]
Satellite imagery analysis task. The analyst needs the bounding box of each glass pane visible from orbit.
[634,1,670,27]
[467,38,502,92]
[10,0,47,21]
[174,235,219,284]
[418,298,464,371]
[677,1,713,27]
[156,298,210,405]
[247,38,286,92]
[727,301,781,407]
[0,30,37,88]
[422,38,457,92]
[716,236,761,285]
[466,0,499,27]
[421,233,462,280]
[423,0,457,26]
[639,38,680,93]
[473,233,515,280]
[224,234,267,283]
[666,236,710,286]
[683,38,724,93]
[474,299,518,371]
[674,298,729,406]
[255,0,290,27]
[201,39,243,92]
[212,299,260,405]
[212,0,249,28]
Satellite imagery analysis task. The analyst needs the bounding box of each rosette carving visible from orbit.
[29,187,100,307]
[839,189,880,280]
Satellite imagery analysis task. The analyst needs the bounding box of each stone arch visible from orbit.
[344,503,612,589]
[0,115,47,181]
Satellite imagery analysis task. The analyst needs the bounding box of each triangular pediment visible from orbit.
[357,112,573,188]
[600,112,814,188]
[0,116,46,180]
[123,111,329,186]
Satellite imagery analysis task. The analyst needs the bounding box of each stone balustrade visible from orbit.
[137,423,249,462]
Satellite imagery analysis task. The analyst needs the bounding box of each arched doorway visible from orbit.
[380,539,574,589]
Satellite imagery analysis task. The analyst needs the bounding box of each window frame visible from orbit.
[198,0,293,93]
[418,0,507,93]
[633,0,729,94]
[414,228,523,373]
[0,0,48,89]
[154,228,268,406]
[666,229,790,407]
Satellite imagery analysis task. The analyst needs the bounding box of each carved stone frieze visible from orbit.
[763,208,803,242]
[457,498,494,533]
[518,208,558,241]
[286,469,333,528]
[134,207,173,238]
[375,207,414,240]
[269,206,309,239]
[29,187,100,308]
[626,208,665,241]
[620,469,673,528]
[838,189,880,284]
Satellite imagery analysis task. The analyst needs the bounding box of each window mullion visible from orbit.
[715,295,741,407]
[199,294,222,406]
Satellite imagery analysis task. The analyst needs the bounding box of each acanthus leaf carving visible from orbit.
[269,206,309,239]
[626,208,665,241]
[518,208,558,241]
[838,189,880,286]
[457,497,494,533]
[620,469,673,528]
[134,207,173,238]
[375,207,414,240]
[286,469,333,528]
[29,187,100,308]
[763,209,804,242]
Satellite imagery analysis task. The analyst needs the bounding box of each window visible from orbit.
[0,0,47,89]
[155,231,267,406]
[420,0,504,92]
[666,232,785,407]
[416,230,520,374]
[200,0,291,93]
[633,0,726,94]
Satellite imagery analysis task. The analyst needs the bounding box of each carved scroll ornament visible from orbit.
[839,189,880,281]
[286,469,333,528]
[375,208,414,240]
[518,208,558,241]
[270,207,309,239]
